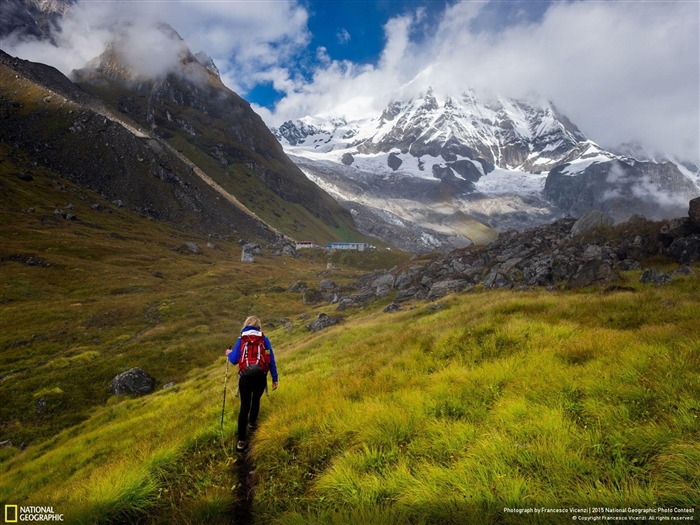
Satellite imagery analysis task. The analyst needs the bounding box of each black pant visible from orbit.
[238,374,267,440]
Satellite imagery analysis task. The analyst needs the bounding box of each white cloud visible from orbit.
[265,1,700,163]
[0,0,309,93]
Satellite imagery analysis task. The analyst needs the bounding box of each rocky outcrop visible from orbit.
[310,199,700,311]
[306,313,342,332]
[111,367,155,396]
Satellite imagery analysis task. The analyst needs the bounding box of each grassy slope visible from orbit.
[0,150,404,449]
[251,282,699,524]
[1,230,698,524]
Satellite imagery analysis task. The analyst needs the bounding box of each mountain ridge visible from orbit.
[272,88,699,252]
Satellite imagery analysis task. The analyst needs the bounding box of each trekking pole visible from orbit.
[220,358,230,432]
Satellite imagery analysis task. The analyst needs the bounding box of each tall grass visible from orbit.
[248,279,700,524]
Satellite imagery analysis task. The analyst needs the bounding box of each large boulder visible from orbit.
[111,367,155,396]
[668,235,700,264]
[568,260,615,288]
[689,197,700,231]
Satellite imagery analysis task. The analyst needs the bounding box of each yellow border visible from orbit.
[5,504,18,523]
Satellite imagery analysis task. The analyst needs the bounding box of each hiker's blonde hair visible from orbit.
[243,316,261,330]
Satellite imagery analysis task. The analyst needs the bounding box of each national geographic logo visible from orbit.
[4,505,64,522]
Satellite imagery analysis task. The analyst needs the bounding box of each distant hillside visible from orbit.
[0,50,279,241]
[69,25,363,244]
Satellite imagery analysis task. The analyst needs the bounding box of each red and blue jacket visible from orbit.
[228,325,278,382]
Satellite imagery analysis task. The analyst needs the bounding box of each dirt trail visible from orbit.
[230,451,256,525]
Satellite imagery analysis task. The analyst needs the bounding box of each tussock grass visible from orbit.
[248,282,700,524]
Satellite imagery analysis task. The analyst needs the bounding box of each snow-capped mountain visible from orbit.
[272,89,699,253]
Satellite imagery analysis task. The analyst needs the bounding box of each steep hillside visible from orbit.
[0,50,278,241]
[69,26,362,244]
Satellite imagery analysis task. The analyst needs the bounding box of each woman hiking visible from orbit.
[227,316,278,452]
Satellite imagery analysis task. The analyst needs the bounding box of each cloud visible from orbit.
[0,0,309,93]
[265,1,700,163]
[336,28,351,45]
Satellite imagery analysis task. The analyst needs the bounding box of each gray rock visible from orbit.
[660,218,693,240]
[668,235,700,264]
[571,210,614,237]
[241,243,261,263]
[307,313,342,332]
[319,279,337,290]
[582,245,603,260]
[689,197,700,230]
[111,367,155,396]
[341,152,355,166]
[186,242,200,254]
[671,266,695,276]
[639,268,672,286]
[569,260,615,288]
[162,382,176,389]
[428,279,472,299]
[383,303,403,313]
[394,286,428,303]
[388,152,403,171]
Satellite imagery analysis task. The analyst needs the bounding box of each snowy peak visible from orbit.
[273,88,596,176]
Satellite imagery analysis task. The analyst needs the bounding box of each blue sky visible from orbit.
[2,0,698,160]
[247,0,554,109]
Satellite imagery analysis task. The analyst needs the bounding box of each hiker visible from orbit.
[226,316,278,452]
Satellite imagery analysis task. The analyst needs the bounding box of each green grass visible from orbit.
[5,271,696,524]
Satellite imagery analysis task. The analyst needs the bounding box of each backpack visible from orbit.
[238,331,270,376]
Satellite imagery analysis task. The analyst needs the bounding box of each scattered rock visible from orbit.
[307,313,342,332]
[111,367,156,396]
[185,242,200,254]
[569,260,615,288]
[639,268,672,286]
[162,382,176,389]
[112,199,124,207]
[383,303,403,313]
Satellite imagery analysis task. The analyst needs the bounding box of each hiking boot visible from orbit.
[247,423,256,435]
[236,440,246,452]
